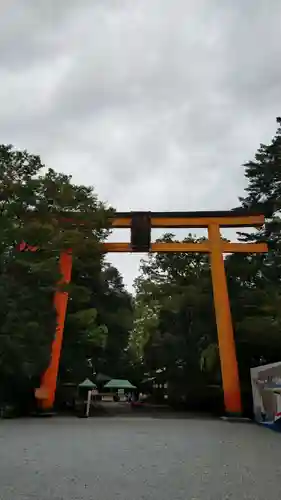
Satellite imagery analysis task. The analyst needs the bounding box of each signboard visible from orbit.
[251,361,281,428]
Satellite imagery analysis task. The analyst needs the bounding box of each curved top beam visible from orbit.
[112,210,265,228]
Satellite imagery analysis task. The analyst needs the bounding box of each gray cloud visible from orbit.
[0,0,280,288]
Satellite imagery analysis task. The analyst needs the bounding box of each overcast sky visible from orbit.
[1,0,280,289]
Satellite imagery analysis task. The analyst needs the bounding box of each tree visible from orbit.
[132,118,281,414]
[202,117,281,400]
[240,117,281,217]
[60,262,134,384]
[0,145,114,411]
[228,117,281,380]
[239,116,281,277]
[94,264,133,378]
[132,234,218,404]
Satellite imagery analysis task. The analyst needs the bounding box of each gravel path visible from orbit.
[0,416,280,500]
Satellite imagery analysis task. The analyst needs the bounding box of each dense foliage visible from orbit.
[130,118,281,414]
[0,146,133,412]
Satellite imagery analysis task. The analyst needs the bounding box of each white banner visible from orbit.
[251,361,281,424]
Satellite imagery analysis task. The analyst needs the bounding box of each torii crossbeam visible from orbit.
[21,210,267,415]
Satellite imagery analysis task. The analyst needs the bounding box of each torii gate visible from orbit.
[21,210,267,415]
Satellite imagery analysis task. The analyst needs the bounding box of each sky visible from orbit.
[1,0,280,290]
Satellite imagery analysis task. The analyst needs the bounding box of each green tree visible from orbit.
[203,117,281,401]
[0,145,114,411]
[60,262,134,383]
[228,117,281,379]
[132,119,281,413]
[132,234,217,402]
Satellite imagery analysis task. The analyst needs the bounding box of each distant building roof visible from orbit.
[78,378,97,389]
[104,379,136,389]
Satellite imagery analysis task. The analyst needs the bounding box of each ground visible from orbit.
[0,415,280,500]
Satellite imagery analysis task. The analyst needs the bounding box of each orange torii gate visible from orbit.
[28,210,267,415]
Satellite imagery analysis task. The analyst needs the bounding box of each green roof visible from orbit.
[104,379,136,389]
[78,378,97,389]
